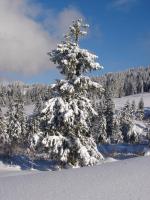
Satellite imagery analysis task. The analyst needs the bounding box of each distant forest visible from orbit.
[94,66,150,97]
[0,66,150,106]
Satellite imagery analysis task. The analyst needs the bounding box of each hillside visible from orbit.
[114,92,150,141]
[94,66,150,97]
[1,66,150,106]
[114,92,150,110]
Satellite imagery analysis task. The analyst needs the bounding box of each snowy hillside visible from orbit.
[114,92,150,110]
[1,104,34,116]
[114,92,150,141]
[0,156,150,200]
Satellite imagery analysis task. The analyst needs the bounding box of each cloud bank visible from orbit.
[0,0,83,75]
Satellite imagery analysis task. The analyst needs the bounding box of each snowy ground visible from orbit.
[114,92,150,110]
[1,104,34,116]
[0,156,150,200]
[0,93,150,199]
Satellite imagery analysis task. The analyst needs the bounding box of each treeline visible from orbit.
[92,88,148,145]
[0,89,148,159]
[93,66,150,97]
[0,66,150,160]
[1,66,150,107]
[0,82,52,106]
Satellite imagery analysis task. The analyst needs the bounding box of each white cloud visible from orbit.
[111,0,138,9]
[0,0,83,75]
[42,6,84,39]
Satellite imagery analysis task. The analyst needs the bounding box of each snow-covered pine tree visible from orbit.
[111,116,123,144]
[6,99,26,155]
[34,19,104,167]
[5,101,17,155]
[131,100,136,119]
[120,101,131,142]
[137,98,144,120]
[98,114,107,144]
[27,114,43,160]
[0,107,9,154]
[120,101,138,143]
[104,84,115,140]
[14,96,27,146]
[33,95,44,115]
[27,95,46,158]
[92,100,107,144]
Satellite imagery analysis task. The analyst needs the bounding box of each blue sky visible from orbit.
[0,0,150,84]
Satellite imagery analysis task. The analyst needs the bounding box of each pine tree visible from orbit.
[137,98,144,120]
[33,19,104,167]
[111,116,123,144]
[33,95,44,115]
[5,101,17,155]
[15,99,26,144]
[98,114,107,144]
[92,100,107,144]
[104,84,115,139]
[131,100,136,119]
[6,99,26,155]
[120,101,133,142]
[0,107,9,154]
[27,115,42,160]
[119,101,139,143]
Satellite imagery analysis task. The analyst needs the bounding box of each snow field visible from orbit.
[0,156,150,200]
[114,92,150,110]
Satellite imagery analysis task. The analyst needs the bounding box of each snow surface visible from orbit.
[0,156,150,200]
[1,104,34,116]
[0,162,21,172]
[114,92,150,110]
[144,148,150,156]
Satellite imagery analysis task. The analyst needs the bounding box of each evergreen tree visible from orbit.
[5,101,18,155]
[6,99,26,155]
[119,101,139,143]
[14,98,26,145]
[131,100,136,119]
[92,100,107,144]
[137,98,144,120]
[104,84,115,139]
[0,108,9,154]
[98,114,107,144]
[120,101,133,142]
[27,115,42,159]
[111,116,123,144]
[33,95,44,115]
[32,19,104,167]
